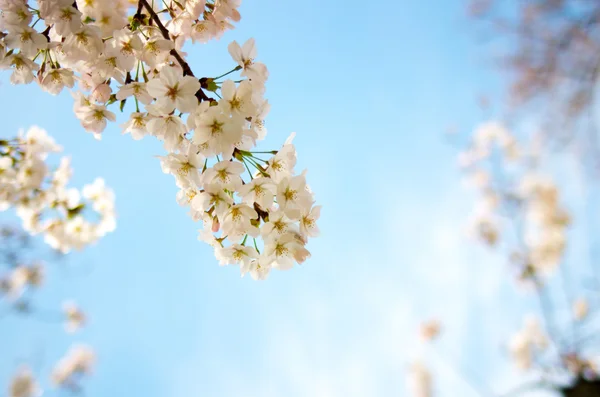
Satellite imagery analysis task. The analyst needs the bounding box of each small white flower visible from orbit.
[237,176,276,210]
[221,204,259,242]
[202,160,244,191]
[146,66,200,114]
[251,100,270,141]
[158,145,205,188]
[241,257,271,280]
[105,29,142,71]
[190,184,233,217]
[191,106,242,158]
[219,79,256,117]
[63,25,103,61]
[146,113,187,152]
[43,3,82,36]
[140,30,174,67]
[217,243,258,267]
[40,68,75,95]
[0,2,32,30]
[261,209,297,241]
[184,0,207,19]
[263,232,310,270]
[190,17,218,43]
[0,53,39,84]
[228,38,269,81]
[266,133,297,182]
[116,82,153,105]
[300,205,321,237]
[121,112,150,140]
[78,104,116,138]
[276,175,313,220]
[4,25,47,56]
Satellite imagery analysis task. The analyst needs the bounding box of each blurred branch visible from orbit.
[469,0,600,153]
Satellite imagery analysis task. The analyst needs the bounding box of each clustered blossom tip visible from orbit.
[0,0,320,279]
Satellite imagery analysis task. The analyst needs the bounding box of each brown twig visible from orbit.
[137,0,211,101]
[40,26,51,42]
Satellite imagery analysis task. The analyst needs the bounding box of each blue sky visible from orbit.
[0,0,583,396]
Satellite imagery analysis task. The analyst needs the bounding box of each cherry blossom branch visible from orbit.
[0,128,116,254]
[0,0,320,281]
[137,0,211,102]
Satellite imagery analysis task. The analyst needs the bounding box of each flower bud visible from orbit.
[92,83,112,103]
[211,217,220,233]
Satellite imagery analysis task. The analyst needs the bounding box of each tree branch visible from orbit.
[138,0,211,102]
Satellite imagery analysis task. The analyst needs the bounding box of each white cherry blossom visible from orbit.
[146,66,200,114]
[228,38,268,81]
[237,176,275,210]
[202,160,244,191]
[263,232,310,270]
[221,204,259,243]
[0,0,319,279]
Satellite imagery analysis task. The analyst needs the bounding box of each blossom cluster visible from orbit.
[458,121,569,278]
[0,259,43,300]
[404,320,442,397]
[51,344,95,390]
[0,126,116,254]
[0,0,320,278]
[518,174,570,274]
[8,344,94,397]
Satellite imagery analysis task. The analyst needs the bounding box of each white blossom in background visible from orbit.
[419,319,441,343]
[509,316,548,370]
[573,298,589,321]
[519,175,569,275]
[0,262,43,300]
[459,121,569,280]
[407,361,432,397]
[0,0,320,279]
[51,344,95,388]
[0,126,116,254]
[455,112,600,390]
[0,127,111,396]
[8,366,40,397]
[63,301,86,333]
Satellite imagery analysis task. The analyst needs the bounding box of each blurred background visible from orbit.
[2,0,600,396]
